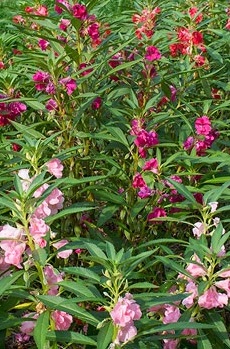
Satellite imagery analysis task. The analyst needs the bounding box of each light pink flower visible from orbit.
[53,239,72,259]
[20,313,38,335]
[116,323,137,344]
[51,310,73,330]
[215,279,230,297]
[163,339,179,349]
[18,169,32,191]
[208,201,218,213]
[44,265,64,295]
[182,281,198,308]
[110,293,142,327]
[186,254,206,278]
[218,269,230,278]
[192,222,205,238]
[163,305,181,324]
[46,158,64,178]
[198,286,228,309]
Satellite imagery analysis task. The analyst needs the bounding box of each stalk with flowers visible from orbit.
[0,0,230,348]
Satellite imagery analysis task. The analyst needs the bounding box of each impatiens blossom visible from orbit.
[147,207,167,222]
[38,39,49,51]
[163,305,181,324]
[44,265,64,295]
[53,239,73,259]
[51,310,73,330]
[72,3,88,20]
[46,158,63,178]
[192,222,205,238]
[132,173,146,188]
[195,116,212,135]
[143,158,159,173]
[186,254,206,278]
[182,281,198,308]
[145,46,161,61]
[110,293,142,344]
[198,286,228,309]
[215,279,230,297]
[59,77,77,95]
[20,313,38,335]
[45,98,58,111]
[0,224,26,268]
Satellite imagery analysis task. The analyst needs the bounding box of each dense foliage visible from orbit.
[0,0,230,348]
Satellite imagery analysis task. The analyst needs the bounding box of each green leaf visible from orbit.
[45,203,96,223]
[38,295,99,326]
[62,266,101,283]
[34,311,49,349]
[59,280,103,300]
[166,178,198,205]
[97,205,119,227]
[46,331,97,346]
[97,321,114,349]
[204,311,230,348]
[0,271,23,297]
[32,248,47,266]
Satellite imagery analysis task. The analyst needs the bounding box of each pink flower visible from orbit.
[46,158,63,178]
[72,3,87,20]
[0,224,26,268]
[20,313,38,335]
[192,222,205,238]
[147,207,166,222]
[215,279,230,297]
[163,339,179,349]
[198,286,228,309]
[186,254,206,278]
[44,265,63,295]
[218,269,230,278]
[143,158,159,173]
[32,71,50,91]
[29,218,49,246]
[59,77,77,95]
[145,46,161,61]
[138,186,153,198]
[92,97,102,110]
[59,19,71,31]
[53,239,73,259]
[182,281,198,308]
[38,39,49,51]
[88,23,100,40]
[183,136,194,151]
[33,185,64,218]
[116,323,137,344]
[45,98,58,111]
[195,116,212,136]
[110,293,142,327]
[132,173,146,188]
[51,310,73,330]
[54,0,71,14]
[208,201,218,213]
[18,169,32,191]
[163,305,181,324]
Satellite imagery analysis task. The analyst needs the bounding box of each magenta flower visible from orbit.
[54,0,71,14]
[138,185,153,198]
[195,116,212,135]
[143,158,159,173]
[87,23,100,40]
[45,98,58,111]
[59,77,77,95]
[72,3,87,20]
[145,46,161,61]
[32,70,50,91]
[132,173,146,188]
[38,39,49,51]
[59,18,71,31]
[147,207,166,222]
[92,97,102,110]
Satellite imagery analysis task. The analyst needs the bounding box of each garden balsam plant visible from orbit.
[0,0,229,348]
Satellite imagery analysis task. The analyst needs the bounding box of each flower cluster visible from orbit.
[132,7,161,40]
[110,293,142,345]
[130,119,159,158]
[183,115,219,155]
[0,158,65,271]
[0,94,27,127]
